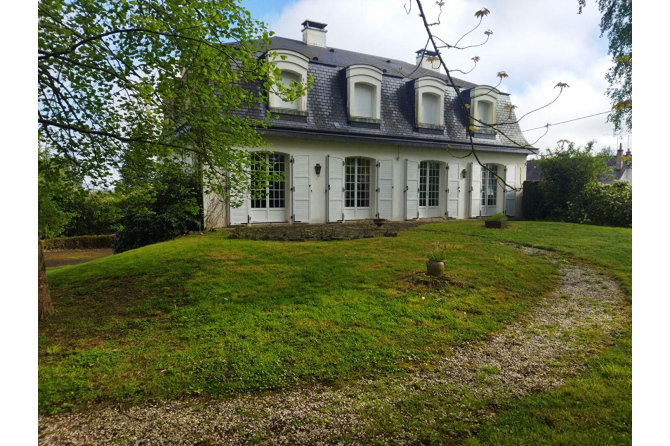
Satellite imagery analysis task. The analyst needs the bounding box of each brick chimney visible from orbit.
[302,20,327,47]
[415,49,440,72]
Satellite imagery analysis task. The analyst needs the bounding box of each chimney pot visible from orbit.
[415,49,440,72]
[302,20,328,47]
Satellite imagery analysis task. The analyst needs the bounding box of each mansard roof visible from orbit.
[245,36,534,153]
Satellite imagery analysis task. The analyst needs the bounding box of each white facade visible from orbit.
[204,135,527,227]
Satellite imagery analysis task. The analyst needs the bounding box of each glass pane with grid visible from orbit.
[419,161,428,207]
[268,154,285,208]
[345,158,356,208]
[250,153,267,209]
[428,161,440,207]
[357,159,370,208]
[487,165,498,206]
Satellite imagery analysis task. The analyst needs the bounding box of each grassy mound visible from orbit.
[39,228,558,414]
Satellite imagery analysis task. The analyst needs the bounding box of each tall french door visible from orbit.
[480,164,499,216]
[419,161,441,218]
[249,153,287,223]
[344,157,372,220]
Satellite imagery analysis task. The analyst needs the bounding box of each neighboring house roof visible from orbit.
[525,155,632,183]
[240,36,533,153]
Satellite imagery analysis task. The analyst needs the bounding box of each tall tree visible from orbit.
[579,0,632,131]
[38,0,306,318]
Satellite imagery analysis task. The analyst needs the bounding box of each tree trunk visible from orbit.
[39,239,54,320]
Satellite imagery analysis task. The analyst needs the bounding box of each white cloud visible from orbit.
[266,0,623,150]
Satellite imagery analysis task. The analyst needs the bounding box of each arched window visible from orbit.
[468,86,499,134]
[345,157,371,208]
[250,153,286,209]
[414,76,446,129]
[346,65,383,124]
[419,161,440,207]
[267,50,309,114]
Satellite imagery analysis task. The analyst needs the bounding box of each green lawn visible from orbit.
[39,221,632,445]
[418,221,632,445]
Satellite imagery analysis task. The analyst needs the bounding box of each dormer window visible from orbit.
[353,83,375,118]
[267,50,310,116]
[467,86,499,134]
[346,65,383,126]
[414,76,446,131]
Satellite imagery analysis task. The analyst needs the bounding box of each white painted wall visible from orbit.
[204,135,529,227]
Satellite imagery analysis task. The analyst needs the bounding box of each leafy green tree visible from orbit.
[579,0,632,131]
[537,141,613,218]
[38,0,306,319]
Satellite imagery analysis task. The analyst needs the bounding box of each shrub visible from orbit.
[566,181,632,227]
[486,213,507,222]
[113,170,202,253]
[521,180,548,220]
[537,141,612,218]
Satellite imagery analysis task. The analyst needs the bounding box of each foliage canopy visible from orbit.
[38,0,307,198]
[536,141,613,218]
[579,0,632,131]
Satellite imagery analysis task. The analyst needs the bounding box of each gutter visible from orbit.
[259,127,538,155]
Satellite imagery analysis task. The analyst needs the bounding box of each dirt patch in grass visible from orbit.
[44,249,114,268]
[38,248,629,445]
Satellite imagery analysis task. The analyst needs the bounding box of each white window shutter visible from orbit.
[229,170,250,225]
[377,159,394,219]
[405,159,419,220]
[505,164,517,217]
[469,162,482,218]
[447,162,460,218]
[292,155,310,222]
[327,155,344,222]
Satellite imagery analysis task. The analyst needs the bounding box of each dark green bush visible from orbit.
[41,235,115,250]
[566,181,632,227]
[521,181,548,220]
[537,142,612,219]
[113,170,202,253]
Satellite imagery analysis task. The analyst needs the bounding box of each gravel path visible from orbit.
[38,246,629,445]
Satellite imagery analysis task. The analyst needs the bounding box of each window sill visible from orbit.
[269,107,308,117]
[472,131,497,140]
[349,116,381,129]
[416,126,445,135]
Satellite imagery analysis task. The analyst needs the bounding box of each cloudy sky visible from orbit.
[240,0,630,155]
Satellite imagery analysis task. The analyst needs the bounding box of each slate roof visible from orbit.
[242,36,534,153]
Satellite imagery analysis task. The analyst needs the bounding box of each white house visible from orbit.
[204,20,536,228]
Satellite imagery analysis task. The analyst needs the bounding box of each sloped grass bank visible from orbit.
[39,230,557,415]
[418,221,632,445]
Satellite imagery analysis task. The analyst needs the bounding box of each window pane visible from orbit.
[276,71,300,110]
[345,158,356,208]
[268,154,285,208]
[419,161,427,207]
[354,83,374,118]
[428,161,440,207]
[357,159,370,208]
[422,93,439,125]
[250,153,267,209]
[477,100,493,127]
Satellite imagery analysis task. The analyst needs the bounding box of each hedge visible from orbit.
[41,234,115,250]
[521,180,548,220]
